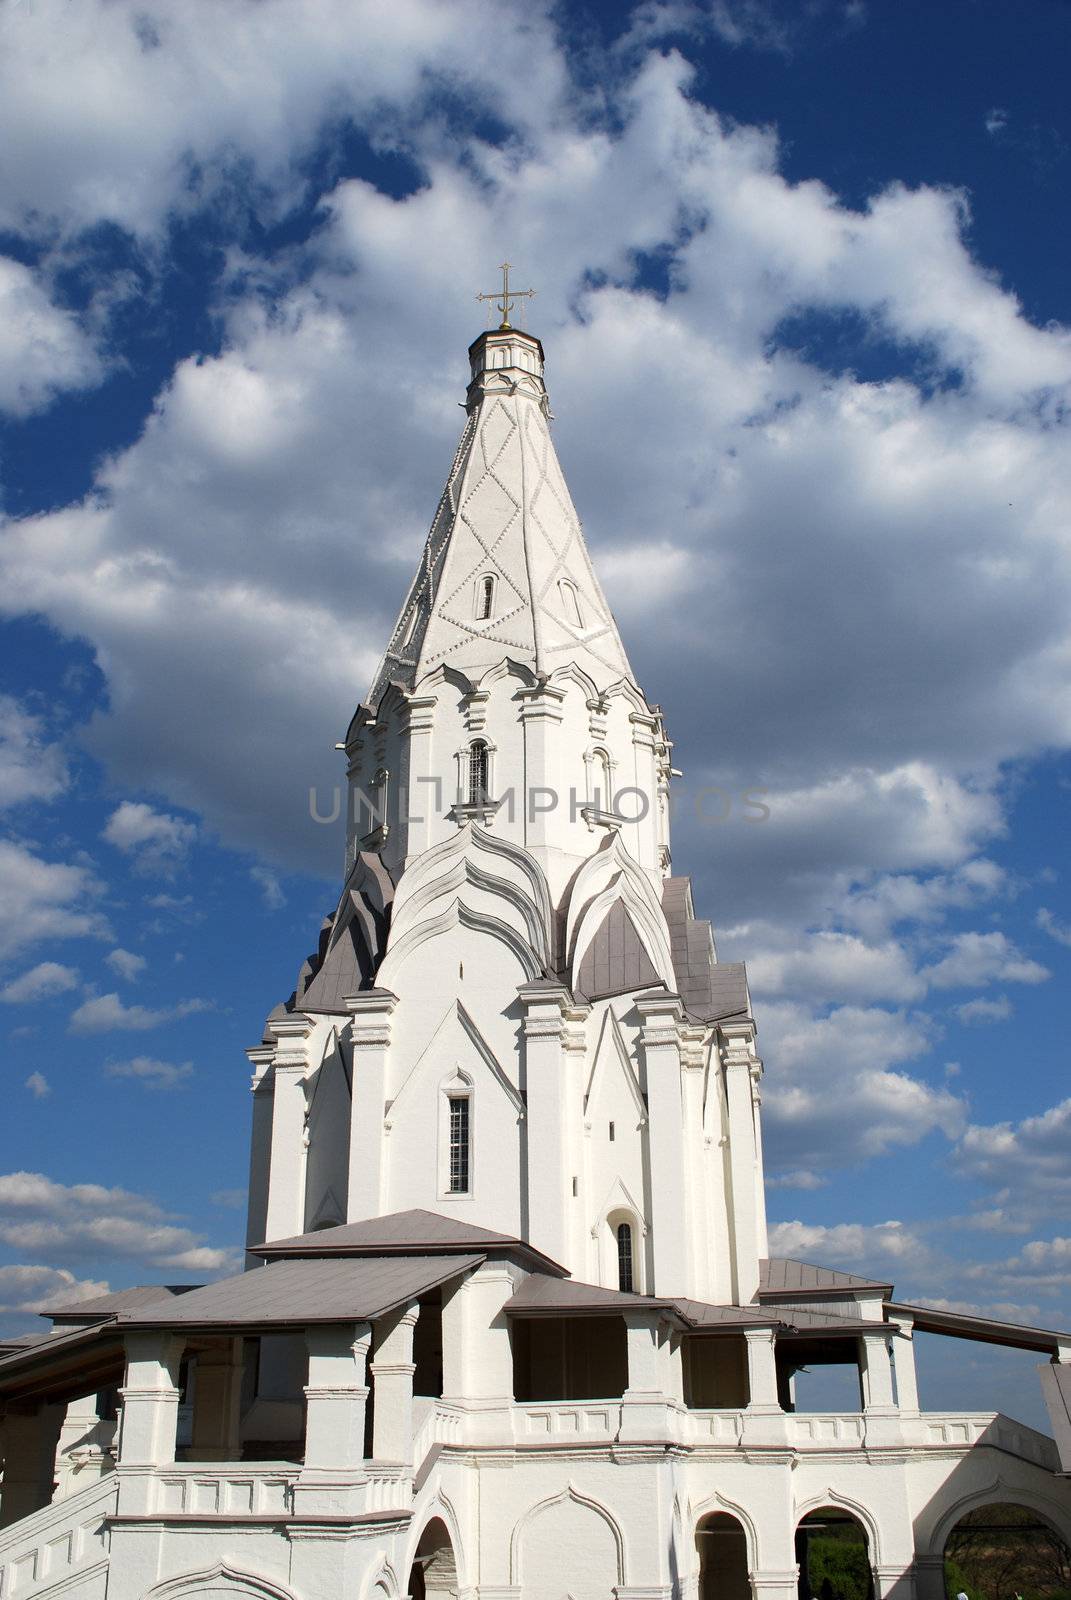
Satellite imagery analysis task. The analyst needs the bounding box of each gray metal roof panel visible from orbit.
[114,1254,484,1329]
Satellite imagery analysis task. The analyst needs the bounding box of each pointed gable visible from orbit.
[576,898,661,1001]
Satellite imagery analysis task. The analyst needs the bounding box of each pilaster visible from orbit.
[518,682,565,853]
[398,692,439,863]
[519,981,573,1267]
[346,988,398,1219]
[264,1013,315,1242]
[636,994,689,1296]
[722,1021,763,1304]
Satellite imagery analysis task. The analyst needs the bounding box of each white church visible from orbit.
[3,289,1071,1600]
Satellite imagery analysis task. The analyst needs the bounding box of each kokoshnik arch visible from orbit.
[3,291,1071,1600]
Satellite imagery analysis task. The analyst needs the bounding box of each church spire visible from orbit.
[368,312,636,704]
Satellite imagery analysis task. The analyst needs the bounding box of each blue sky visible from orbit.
[1,0,1069,1428]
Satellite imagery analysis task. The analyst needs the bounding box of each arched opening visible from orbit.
[467,740,489,805]
[942,1502,1071,1600]
[796,1507,873,1600]
[589,747,613,811]
[476,574,495,620]
[408,1515,458,1598]
[696,1511,750,1600]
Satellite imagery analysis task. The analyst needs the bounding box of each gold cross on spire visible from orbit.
[476,261,536,330]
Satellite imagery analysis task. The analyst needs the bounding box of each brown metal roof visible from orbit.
[505,1274,678,1318]
[0,1322,125,1405]
[889,1299,1071,1355]
[113,1253,484,1330]
[253,1208,567,1276]
[45,1284,199,1323]
[759,1257,893,1298]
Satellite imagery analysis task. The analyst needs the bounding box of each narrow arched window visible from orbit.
[467,740,489,805]
[591,749,612,812]
[448,1095,471,1193]
[617,1221,634,1293]
[476,575,495,620]
[559,578,583,627]
[373,767,389,829]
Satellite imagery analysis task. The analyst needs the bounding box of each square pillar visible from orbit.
[295,1322,371,1517]
[263,1014,315,1242]
[618,1310,670,1442]
[636,995,690,1296]
[890,1316,920,1414]
[742,1326,787,1446]
[519,982,573,1268]
[861,1329,901,1446]
[441,1262,515,1445]
[115,1331,184,1515]
[370,1301,419,1465]
[0,1403,65,1527]
[346,989,398,1221]
[190,1337,244,1461]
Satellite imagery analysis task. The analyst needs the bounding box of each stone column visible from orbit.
[519,982,572,1269]
[0,1403,65,1526]
[370,1301,419,1465]
[115,1331,184,1515]
[636,994,689,1296]
[263,1014,315,1242]
[190,1337,244,1461]
[294,1322,371,1517]
[440,1262,515,1445]
[722,1021,763,1304]
[619,1310,669,1442]
[346,989,398,1220]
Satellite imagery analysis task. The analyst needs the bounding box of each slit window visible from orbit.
[477,575,495,620]
[467,741,489,805]
[617,1222,634,1293]
[448,1096,470,1193]
[559,579,583,626]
